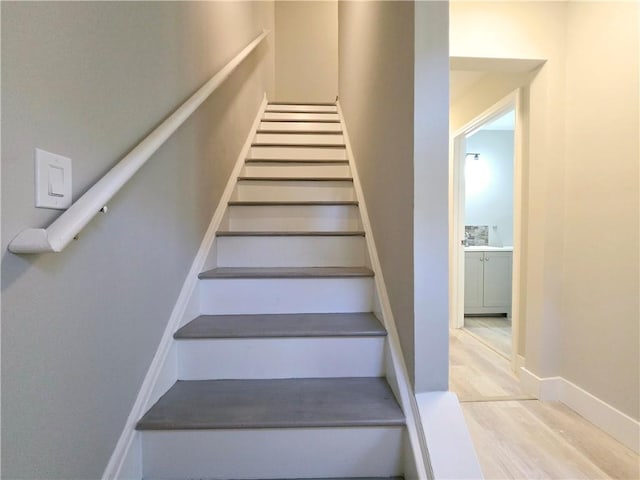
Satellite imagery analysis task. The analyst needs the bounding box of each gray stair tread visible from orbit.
[263,110,338,115]
[260,119,341,123]
[251,143,346,148]
[246,159,349,164]
[216,230,365,237]
[257,130,342,135]
[199,266,374,279]
[174,312,386,339]
[268,102,337,106]
[228,200,358,206]
[237,176,353,182]
[136,378,405,430]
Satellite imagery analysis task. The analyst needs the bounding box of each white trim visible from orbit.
[450,89,524,374]
[8,31,269,254]
[102,95,268,480]
[416,392,484,480]
[336,101,431,480]
[520,368,640,453]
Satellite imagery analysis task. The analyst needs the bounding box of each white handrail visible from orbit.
[9,30,270,254]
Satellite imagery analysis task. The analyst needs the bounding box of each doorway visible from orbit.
[451,90,523,371]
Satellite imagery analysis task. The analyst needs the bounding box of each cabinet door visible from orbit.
[483,251,513,307]
[464,252,484,308]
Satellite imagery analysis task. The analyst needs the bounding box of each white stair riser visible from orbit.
[266,104,337,113]
[249,146,347,160]
[232,182,356,202]
[241,163,350,177]
[262,112,339,122]
[141,427,403,479]
[199,277,374,314]
[216,236,366,267]
[177,337,385,380]
[254,133,344,145]
[259,121,342,132]
[222,205,362,231]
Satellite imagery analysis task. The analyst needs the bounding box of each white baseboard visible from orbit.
[337,101,431,480]
[101,94,268,480]
[520,367,640,453]
[415,392,484,480]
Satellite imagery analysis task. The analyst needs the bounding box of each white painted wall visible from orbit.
[561,1,639,422]
[450,1,639,423]
[275,0,338,103]
[465,129,514,247]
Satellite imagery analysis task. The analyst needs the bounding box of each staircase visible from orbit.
[135,102,407,479]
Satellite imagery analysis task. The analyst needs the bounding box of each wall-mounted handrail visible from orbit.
[9,30,270,254]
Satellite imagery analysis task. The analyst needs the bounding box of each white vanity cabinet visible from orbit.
[464,249,512,315]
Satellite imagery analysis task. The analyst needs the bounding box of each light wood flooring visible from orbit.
[450,329,640,479]
[464,316,512,358]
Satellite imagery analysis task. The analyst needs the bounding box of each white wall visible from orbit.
[465,129,514,247]
[275,0,338,102]
[450,1,639,423]
[1,3,274,478]
[561,1,639,421]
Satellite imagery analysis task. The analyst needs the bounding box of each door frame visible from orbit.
[450,88,524,371]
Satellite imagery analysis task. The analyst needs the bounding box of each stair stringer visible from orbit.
[336,101,433,480]
[101,94,268,480]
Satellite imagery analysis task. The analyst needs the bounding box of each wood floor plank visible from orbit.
[464,316,512,358]
[450,328,527,400]
[450,328,640,479]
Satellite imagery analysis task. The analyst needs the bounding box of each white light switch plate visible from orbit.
[35,148,72,209]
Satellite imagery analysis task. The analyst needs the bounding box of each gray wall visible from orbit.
[338,1,416,382]
[1,2,274,478]
[275,0,338,102]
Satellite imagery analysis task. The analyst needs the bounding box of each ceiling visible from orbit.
[450,70,488,103]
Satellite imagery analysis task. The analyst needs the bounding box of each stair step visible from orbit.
[252,143,346,148]
[232,180,355,202]
[254,133,345,145]
[217,230,365,237]
[249,145,347,160]
[228,200,358,206]
[199,266,373,279]
[238,176,352,182]
[174,315,385,380]
[200,276,373,314]
[246,158,349,164]
[175,312,386,339]
[141,428,402,479]
[258,121,343,132]
[241,162,350,178]
[262,112,340,122]
[266,104,337,113]
[268,101,337,106]
[220,203,362,232]
[137,377,404,430]
[216,235,367,268]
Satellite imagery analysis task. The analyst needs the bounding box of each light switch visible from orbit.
[35,148,72,209]
[48,165,65,197]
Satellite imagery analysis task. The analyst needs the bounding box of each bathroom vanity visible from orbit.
[464,246,513,316]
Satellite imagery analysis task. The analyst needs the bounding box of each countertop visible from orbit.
[465,246,513,252]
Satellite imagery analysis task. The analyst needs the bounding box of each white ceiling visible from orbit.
[450,70,488,103]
